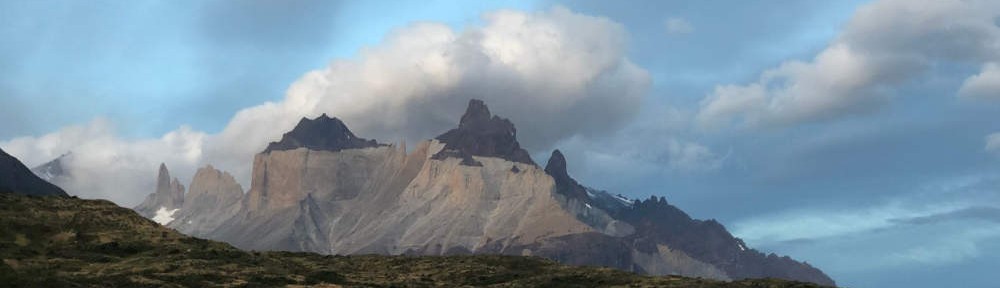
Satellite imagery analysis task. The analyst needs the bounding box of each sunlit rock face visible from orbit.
[223,139,594,254]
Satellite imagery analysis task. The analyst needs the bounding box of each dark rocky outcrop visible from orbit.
[0,147,68,196]
[432,99,535,165]
[264,114,382,153]
[545,148,834,286]
[545,149,592,202]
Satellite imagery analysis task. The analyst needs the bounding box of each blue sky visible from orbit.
[1,0,541,138]
[2,1,1000,287]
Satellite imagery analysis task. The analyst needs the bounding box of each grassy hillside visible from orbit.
[0,193,830,287]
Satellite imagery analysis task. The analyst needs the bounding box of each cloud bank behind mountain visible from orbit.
[0,7,649,206]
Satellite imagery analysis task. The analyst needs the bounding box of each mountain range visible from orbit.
[0,108,832,287]
[128,99,834,285]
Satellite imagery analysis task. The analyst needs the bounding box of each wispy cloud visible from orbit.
[732,175,1000,272]
[893,206,1000,225]
[664,17,694,35]
[987,132,1000,156]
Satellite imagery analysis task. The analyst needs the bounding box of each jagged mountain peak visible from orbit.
[32,151,73,182]
[459,99,493,127]
[193,164,225,177]
[264,114,382,153]
[169,164,244,237]
[433,99,535,165]
[189,165,240,192]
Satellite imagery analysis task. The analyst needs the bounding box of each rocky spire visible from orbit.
[264,114,381,153]
[544,149,569,180]
[154,163,185,207]
[544,149,589,201]
[156,163,171,194]
[134,163,186,220]
[459,99,493,128]
[432,99,535,165]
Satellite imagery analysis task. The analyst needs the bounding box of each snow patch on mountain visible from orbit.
[152,206,179,225]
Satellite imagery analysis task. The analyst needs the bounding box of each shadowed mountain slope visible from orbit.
[0,147,67,196]
[545,149,834,285]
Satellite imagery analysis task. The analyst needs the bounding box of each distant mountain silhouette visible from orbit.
[0,147,68,196]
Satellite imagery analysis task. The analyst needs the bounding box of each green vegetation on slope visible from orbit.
[0,193,830,287]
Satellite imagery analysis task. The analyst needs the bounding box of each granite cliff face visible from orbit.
[0,147,68,196]
[215,131,594,256]
[133,163,185,224]
[131,99,834,286]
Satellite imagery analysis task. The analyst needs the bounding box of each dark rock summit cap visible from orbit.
[264,114,382,153]
[432,99,535,166]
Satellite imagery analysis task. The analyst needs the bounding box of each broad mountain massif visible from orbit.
[128,99,834,286]
[0,132,832,287]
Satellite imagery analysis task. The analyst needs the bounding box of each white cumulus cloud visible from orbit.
[960,62,1000,100]
[697,0,1000,129]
